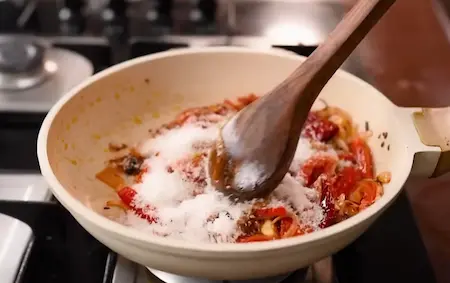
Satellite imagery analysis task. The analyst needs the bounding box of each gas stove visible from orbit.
[0,1,439,283]
[0,186,437,283]
[0,0,368,114]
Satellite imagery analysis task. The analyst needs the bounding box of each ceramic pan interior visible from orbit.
[38,47,417,254]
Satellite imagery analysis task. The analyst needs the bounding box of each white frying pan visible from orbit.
[37,47,450,280]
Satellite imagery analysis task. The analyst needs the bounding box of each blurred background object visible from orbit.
[0,1,449,283]
[433,0,450,42]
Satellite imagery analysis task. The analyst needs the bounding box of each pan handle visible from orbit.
[400,107,450,178]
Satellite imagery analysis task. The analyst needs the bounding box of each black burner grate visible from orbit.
[0,200,115,283]
[0,190,437,283]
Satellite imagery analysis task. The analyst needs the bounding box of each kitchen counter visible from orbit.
[343,0,450,282]
[351,0,450,108]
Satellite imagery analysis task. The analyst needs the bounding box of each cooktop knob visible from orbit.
[190,0,217,23]
[59,0,86,35]
[103,0,128,19]
[145,0,172,24]
[198,0,217,23]
[101,0,128,37]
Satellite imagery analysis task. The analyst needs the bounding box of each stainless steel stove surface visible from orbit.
[0,37,93,112]
[0,1,439,283]
[112,256,333,283]
[112,256,337,283]
[0,174,51,283]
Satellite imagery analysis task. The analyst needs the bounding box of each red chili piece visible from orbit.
[331,166,363,198]
[337,152,356,163]
[302,112,339,142]
[349,138,374,179]
[254,207,287,218]
[313,176,337,228]
[117,186,136,205]
[301,156,337,187]
[117,187,157,223]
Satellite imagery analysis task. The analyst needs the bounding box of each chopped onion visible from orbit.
[261,220,276,237]
[282,213,300,238]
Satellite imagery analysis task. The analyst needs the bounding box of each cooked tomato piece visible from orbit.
[302,112,339,142]
[301,155,337,186]
[349,179,380,209]
[338,152,356,163]
[349,138,374,179]
[254,207,287,218]
[330,166,363,198]
[236,234,275,243]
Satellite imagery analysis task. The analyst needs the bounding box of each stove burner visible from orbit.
[138,257,337,283]
[0,40,44,73]
[0,37,55,91]
[141,260,337,283]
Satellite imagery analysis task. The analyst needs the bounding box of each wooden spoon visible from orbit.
[208,0,396,201]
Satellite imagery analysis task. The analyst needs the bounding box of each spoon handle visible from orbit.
[285,0,396,108]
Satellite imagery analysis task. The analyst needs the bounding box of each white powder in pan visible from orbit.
[133,158,191,208]
[123,118,334,243]
[127,188,251,243]
[139,124,218,163]
[289,138,337,173]
[273,175,323,228]
[233,162,266,191]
